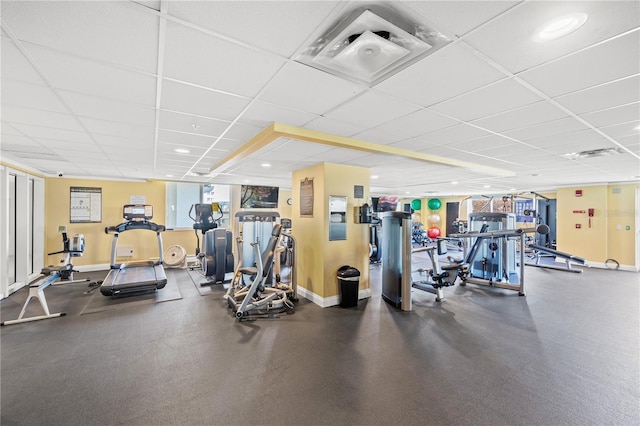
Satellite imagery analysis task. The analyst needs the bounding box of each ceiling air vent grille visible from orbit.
[566,147,624,159]
[296,5,451,87]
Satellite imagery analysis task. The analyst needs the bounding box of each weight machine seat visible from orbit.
[528,244,586,264]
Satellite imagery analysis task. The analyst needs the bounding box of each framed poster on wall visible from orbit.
[300,178,314,217]
[70,186,102,223]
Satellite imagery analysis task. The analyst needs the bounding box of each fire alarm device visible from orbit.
[575,224,582,229]
[575,189,583,197]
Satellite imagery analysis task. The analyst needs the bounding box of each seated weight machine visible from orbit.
[450,213,550,296]
[412,240,467,302]
[224,224,295,320]
[2,230,90,326]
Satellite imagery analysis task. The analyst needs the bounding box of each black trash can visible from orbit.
[337,265,360,308]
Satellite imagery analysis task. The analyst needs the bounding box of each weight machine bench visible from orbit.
[412,242,467,302]
[526,244,587,273]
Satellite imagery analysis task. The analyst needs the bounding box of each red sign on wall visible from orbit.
[575,189,583,197]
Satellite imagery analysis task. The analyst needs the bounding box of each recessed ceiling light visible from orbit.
[509,188,516,191]
[532,13,588,42]
[371,175,379,179]
[244,179,250,183]
[634,124,640,131]
[483,185,491,189]
[405,191,410,194]
[174,148,190,154]
[261,163,271,167]
[165,174,173,178]
[451,181,458,185]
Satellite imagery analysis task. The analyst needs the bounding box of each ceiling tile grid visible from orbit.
[1,0,638,194]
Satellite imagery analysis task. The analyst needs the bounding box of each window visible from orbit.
[166,182,231,229]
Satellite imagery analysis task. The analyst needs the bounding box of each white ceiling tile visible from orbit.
[32,138,102,153]
[92,134,154,149]
[25,45,157,106]
[504,117,589,142]
[158,130,218,150]
[1,38,46,85]
[159,110,230,137]
[9,124,92,144]
[464,1,640,73]
[431,78,543,121]
[160,79,251,121]
[304,117,367,138]
[376,43,506,107]
[257,61,365,115]
[239,99,319,128]
[519,31,640,97]
[405,1,520,37]
[2,1,158,72]
[617,133,640,149]
[1,79,68,113]
[554,75,640,115]
[324,91,419,128]
[163,21,285,98]
[80,117,155,141]
[471,101,569,133]
[2,105,83,131]
[580,103,640,128]
[371,109,459,140]
[222,123,264,143]
[388,138,440,152]
[522,128,604,150]
[414,123,492,146]
[1,134,41,149]
[167,1,342,58]
[60,91,156,125]
[448,134,516,152]
[599,121,640,139]
[350,128,405,145]
[256,140,333,162]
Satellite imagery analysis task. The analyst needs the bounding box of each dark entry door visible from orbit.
[536,199,557,247]
[446,202,459,236]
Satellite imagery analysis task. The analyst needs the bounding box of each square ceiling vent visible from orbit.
[296,6,452,87]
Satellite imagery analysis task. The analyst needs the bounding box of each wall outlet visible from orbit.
[116,247,134,257]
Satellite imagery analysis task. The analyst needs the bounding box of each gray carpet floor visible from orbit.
[1,262,638,425]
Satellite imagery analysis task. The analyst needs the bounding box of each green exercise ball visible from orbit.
[411,199,422,211]
[427,198,442,210]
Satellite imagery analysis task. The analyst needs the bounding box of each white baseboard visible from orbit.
[75,263,110,272]
[297,286,371,308]
[586,262,639,272]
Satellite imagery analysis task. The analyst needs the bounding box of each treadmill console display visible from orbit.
[123,204,153,221]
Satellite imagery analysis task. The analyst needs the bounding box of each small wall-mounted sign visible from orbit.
[575,189,583,197]
[575,224,582,229]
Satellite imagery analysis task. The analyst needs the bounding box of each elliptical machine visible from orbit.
[189,203,234,285]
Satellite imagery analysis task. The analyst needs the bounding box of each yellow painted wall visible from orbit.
[292,163,370,299]
[605,184,638,266]
[557,184,638,265]
[46,178,294,268]
[291,163,325,296]
[45,178,177,266]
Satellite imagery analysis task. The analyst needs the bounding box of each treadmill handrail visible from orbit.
[105,220,166,234]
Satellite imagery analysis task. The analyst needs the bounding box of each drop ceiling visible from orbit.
[1,0,639,197]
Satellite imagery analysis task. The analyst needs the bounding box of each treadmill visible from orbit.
[101,205,168,296]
